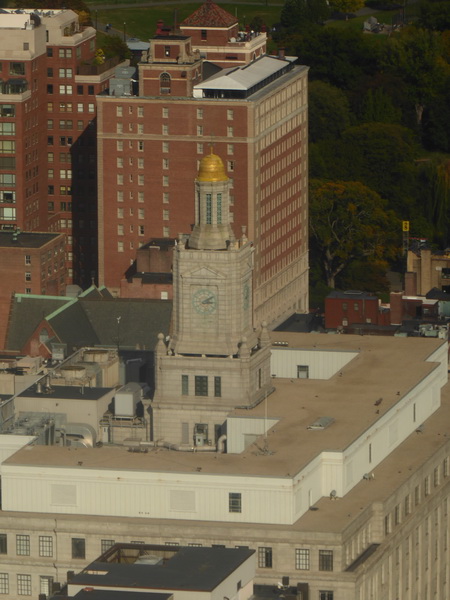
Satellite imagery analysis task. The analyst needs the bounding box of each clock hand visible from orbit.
[202,297,214,304]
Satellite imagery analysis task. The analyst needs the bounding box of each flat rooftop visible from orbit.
[16,384,113,401]
[71,545,254,591]
[5,334,445,483]
[0,231,62,248]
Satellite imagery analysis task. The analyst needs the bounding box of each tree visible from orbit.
[329,0,364,14]
[280,0,330,31]
[308,81,351,142]
[359,88,402,124]
[100,35,131,61]
[309,180,399,288]
[381,27,450,125]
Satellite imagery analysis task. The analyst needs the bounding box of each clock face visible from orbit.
[192,288,217,315]
[243,282,250,310]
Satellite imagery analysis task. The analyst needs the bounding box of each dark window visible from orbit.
[229,492,241,513]
[48,186,54,195]
[88,85,94,95]
[159,72,171,95]
[0,534,6,554]
[181,374,189,395]
[47,84,53,94]
[47,68,53,77]
[10,62,25,75]
[195,375,208,396]
[48,201,54,211]
[47,136,53,146]
[201,29,207,40]
[319,550,333,571]
[77,85,83,94]
[258,547,272,568]
[164,46,171,56]
[47,47,53,57]
[71,538,85,559]
[0,104,15,117]
[101,539,115,553]
[214,376,221,397]
[319,593,334,600]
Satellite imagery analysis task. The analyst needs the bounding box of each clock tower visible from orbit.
[152,152,273,446]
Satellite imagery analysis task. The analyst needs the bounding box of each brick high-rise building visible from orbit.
[97,1,309,327]
[0,9,121,286]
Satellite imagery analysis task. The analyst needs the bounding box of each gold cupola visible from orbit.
[197,150,228,182]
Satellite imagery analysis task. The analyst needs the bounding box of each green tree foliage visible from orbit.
[329,0,364,14]
[290,28,379,89]
[309,81,351,142]
[100,35,132,61]
[417,159,450,245]
[280,0,330,31]
[382,27,450,125]
[359,88,402,124]
[309,180,399,288]
[417,0,450,32]
[15,0,90,13]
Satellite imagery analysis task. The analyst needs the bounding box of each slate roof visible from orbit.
[6,287,173,354]
[6,295,73,351]
[181,0,237,28]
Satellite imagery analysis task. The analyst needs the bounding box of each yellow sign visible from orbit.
[402,221,410,232]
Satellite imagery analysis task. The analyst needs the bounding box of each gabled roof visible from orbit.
[181,0,237,28]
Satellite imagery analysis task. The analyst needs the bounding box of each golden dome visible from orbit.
[197,151,228,182]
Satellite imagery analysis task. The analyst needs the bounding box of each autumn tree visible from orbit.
[309,180,399,288]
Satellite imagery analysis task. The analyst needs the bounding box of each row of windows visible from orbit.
[257,546,333,571]
[385,457,449,535]
[117,123,235,137]
[48,185,71,195]
[48,101,95,113]
[181,375,221,398]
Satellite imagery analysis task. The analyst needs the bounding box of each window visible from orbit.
[0,122,15,135]
[0,105,15,118]
[201,29,207,40]
[164,46,171,57]
[160,73,171,94]
[59,85,73,95]
[0,173,15,185]
[39,536,53,557]
[40,576,53,597]
[197,125,203,136]
[319,592,334,600]
[227,126,234,137]
[0,141,15,153]
[181,375,189,395]
[17,575,31,596]
[394,504,401,526]
[195,376,208,397]
[77,85,83,94]
[72,538,85,559]
[88,85,94,95]
[405,494,411,516]
[48,201,54,211]
[227,144,234,155]
[10,62,25,75]
[138,192,144,203]
[163,192,169,204]
[162,124,169,135]
[425,476,430,496]
[138,106,144,117]
[163,210,169,221]
[227,160,234,172]
[138,141,144,151]
[229,492,241,513]
[0,535,6,554]
[162,107,169,118]
[0,573,8,594]
[295,548,310,570]
[163,175,169,186]
[214,376,221,397]
[227,109,234,120]
[139,225,144,236]
[258,547,272,568]
[197,143,204,154]
[434,466,440,487]
[59,68,73,78]
[118,241,124,252]
[384,514,391,534]
[197,108,203,119]
[415,485,420,505]
[319,550,333,571]
[101,539,115,553]
[47,47,53,57]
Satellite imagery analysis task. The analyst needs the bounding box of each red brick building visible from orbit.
[0,230,66,350]
[97,1,309,327]
[0,9,121,286]
[325,290,387,330]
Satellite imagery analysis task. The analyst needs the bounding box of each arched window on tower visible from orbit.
[160,72,171,95]
[216,193,222,224]
[206,193,212,224]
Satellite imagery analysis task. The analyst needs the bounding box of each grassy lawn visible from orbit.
[88,2,283,39]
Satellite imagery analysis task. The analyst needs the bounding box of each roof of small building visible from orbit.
[71,545,254,591]
[326,290,377,300]
[17,384,113,401]
[181,0,237,28]
[73,591,171,600]
[0,231,62,249]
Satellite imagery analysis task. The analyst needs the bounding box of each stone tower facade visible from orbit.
[152,152,273,446]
